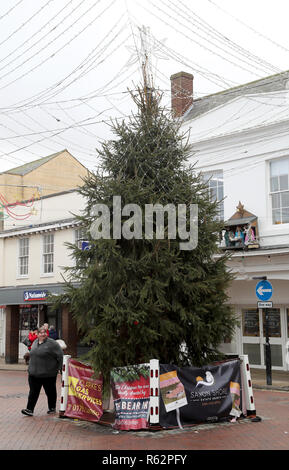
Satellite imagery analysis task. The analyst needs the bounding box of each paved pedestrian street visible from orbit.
[0,370,288,453]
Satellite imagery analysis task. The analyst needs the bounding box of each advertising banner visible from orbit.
[110,364,150,430]
[64,359,103,422]
[159,359,242,428]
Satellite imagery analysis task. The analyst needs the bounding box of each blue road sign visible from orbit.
[81,241,90,251]
[256,280,273,301]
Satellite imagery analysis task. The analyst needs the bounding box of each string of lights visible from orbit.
[0,1,288,178]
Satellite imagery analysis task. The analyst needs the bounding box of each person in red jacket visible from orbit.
[28,329,38,351]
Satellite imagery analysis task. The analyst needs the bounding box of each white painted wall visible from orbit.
[184,117,289,248]
[1,227,77,286]
[183,93,289,369]
[0,190,86,287]
[3,190,86,230]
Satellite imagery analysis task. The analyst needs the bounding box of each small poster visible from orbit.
[229,381,241,418]
[160,370,187,412]
[110,364,150,430]
[64,359,103,423]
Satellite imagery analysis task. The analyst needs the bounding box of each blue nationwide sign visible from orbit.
[23,290,48,302]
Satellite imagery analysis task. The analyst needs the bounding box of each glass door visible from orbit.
[19,305,39,358]
[19,305,39,344]
[242,308,262,367]
[242,307,285,369]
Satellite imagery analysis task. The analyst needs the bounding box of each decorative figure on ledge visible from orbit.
[244,223,255,246]
[222,203,259,250]
[223,228,235,247]
[234,225,245,247]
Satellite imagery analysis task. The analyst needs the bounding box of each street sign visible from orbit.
[257,301,273,309]
[81,241,90,251]
[255,280,273,301]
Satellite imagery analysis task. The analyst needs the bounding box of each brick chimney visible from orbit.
[170,71,194,117]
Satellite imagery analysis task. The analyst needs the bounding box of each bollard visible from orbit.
[59,354,71,417]
[149,359,160,424]
[239,354,257,417]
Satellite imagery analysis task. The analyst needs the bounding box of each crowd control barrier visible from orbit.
[59,354,257,427]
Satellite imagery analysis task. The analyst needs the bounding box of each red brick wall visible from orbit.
[170,72,194,117]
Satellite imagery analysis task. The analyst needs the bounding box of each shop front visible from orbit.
[225,277,289,372]
[0,283,77,363]
[18,301,62,358]
[242,306,288,369]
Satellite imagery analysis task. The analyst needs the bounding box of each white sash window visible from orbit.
[18,238,29,276]
[270,158,289,225]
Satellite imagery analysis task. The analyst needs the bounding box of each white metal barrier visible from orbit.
[149,359,160,424]
[239,354,256,416]
[59,354,71,416]
[59,355,256,421]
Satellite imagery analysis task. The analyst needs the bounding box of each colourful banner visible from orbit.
[110,364,150,430]
[64,359,103,422]
[159,359,242,428]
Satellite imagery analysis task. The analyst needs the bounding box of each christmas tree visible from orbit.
[58,85,237,392]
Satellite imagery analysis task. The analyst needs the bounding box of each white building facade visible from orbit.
[177,72,289,371]
[0,190,86,360]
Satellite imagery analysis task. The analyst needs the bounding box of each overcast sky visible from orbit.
[0,0,289,178]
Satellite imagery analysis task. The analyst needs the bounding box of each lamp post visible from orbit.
[253,276,272,386]
[264,309,272,385]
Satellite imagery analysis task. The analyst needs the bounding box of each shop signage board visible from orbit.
[23,290,48,301]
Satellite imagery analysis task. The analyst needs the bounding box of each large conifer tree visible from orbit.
[59,87,237,391]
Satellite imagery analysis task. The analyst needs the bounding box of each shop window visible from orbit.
[18,238,29,276]
[262,309,281,338]
[19,305,38,343]
[270,158,289,224]
[43,233,54,274]
[242,309,259,337]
